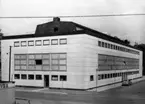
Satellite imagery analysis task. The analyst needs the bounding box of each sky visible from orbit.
[0,0,145,44]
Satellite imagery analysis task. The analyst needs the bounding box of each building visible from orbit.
[1,17,143,91]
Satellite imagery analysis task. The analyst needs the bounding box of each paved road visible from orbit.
[15,81,145,104]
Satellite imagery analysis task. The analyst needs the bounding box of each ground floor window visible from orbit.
[51,75,58,81]
[90,75,94,81]
[28,74,34,80]
[14,74,20,79]
[21,74,27,79]
[60,75,67,81]
[36,75,42,80]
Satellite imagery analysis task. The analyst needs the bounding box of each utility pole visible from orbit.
[9,46,12,81]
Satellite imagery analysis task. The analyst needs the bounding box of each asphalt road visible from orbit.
[15,81,145,104]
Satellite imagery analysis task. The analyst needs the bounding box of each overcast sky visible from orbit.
[0,0,145,44]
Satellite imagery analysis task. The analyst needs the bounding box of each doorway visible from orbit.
[122,73,128,82]
[44,75,49,87]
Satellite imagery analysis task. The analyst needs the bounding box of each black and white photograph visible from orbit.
[0,0,145,104]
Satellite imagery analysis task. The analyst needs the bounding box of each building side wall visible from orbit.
[1,34,89,89]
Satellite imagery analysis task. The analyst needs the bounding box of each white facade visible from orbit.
[1,34,143,90]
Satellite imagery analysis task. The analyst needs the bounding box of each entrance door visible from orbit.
[44,75,49,87]
[122,73,127,82]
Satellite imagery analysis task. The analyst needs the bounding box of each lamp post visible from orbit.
[9,46,12,81]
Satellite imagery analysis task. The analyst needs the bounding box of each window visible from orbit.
[21,74,27,79]
[35,40,42,46]
[90,75,94,81]
[105,43,107,48]
[28,74,34,80]
[14,74,20,79]
[98,75,101,80]
[21,41,27,47]
[28,41,34,46]
[60,38,67,45]
[98,41,101,46]
[51,39,58,45]
[43,40,50,45]
[108,44,111,48]
[54,27,59,32]
[14,41,20,47]
[60,75,67,81]
[51,75,58,81]
[102,42,104,47]
[36,75,42,80]
[35,60,42,65]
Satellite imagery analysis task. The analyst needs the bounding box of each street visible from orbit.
[15,80,145,104]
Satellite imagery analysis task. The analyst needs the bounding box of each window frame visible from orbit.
[14,74,20,79]
[21,41,27,47]
[36,75,42,80]
[21,74,27,79]
[35,40,42,46]
[28,40,34,46]
[60,75,67,81]
[90,75,94,81]
[51,39,58,45]
[51,75,58,81]
[28,74,34,80]
[14,41,20,47]
[60,38,67,45]
[43,39,50,45]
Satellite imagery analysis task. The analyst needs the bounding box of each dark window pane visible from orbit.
[36,75,42,80]
[51,75,58,81]
[35,60,42,65]
[21,74,27,79]
[60,75,67,81]
[28,74,34,80]
[14,74,20,79]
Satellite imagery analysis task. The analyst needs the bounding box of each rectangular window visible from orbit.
[28,74,34,80]
[14,41,20,47]
[14,74,20,79]
[102,42,105,47]
[60,38,67,45]
[21,74,27,79]
[90,75,94,81]
[36,75,42,80]
[60,75,67,81]
[51,75,58,81]
[35,40,42,46]
[28,41,34,46]
[108,44,111,48]
[105,43,107,48]
[43,39,50,45]
[35,60,42,65]
[51,39,58,45]
[98,41,101,46]
[21,41,27,47]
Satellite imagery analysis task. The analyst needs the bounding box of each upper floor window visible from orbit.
[51,39,58,45]
[35,40,42,46]
[60,38,67,45]
[14,41,20,47]
[98,41,101,46]
[21,41,27,47]
[28,40,34,46]
[43,39,50,45]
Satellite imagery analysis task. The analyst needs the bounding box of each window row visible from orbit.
[98,71,139,80]
[14,53,67,71]
[14,74,67,81]
[14,38,67,47]
[98,54,139,70]
[98,41,139,55]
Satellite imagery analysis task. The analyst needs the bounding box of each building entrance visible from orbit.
[44,75,49,87]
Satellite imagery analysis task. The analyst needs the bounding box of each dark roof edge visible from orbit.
[73,23,141,51]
